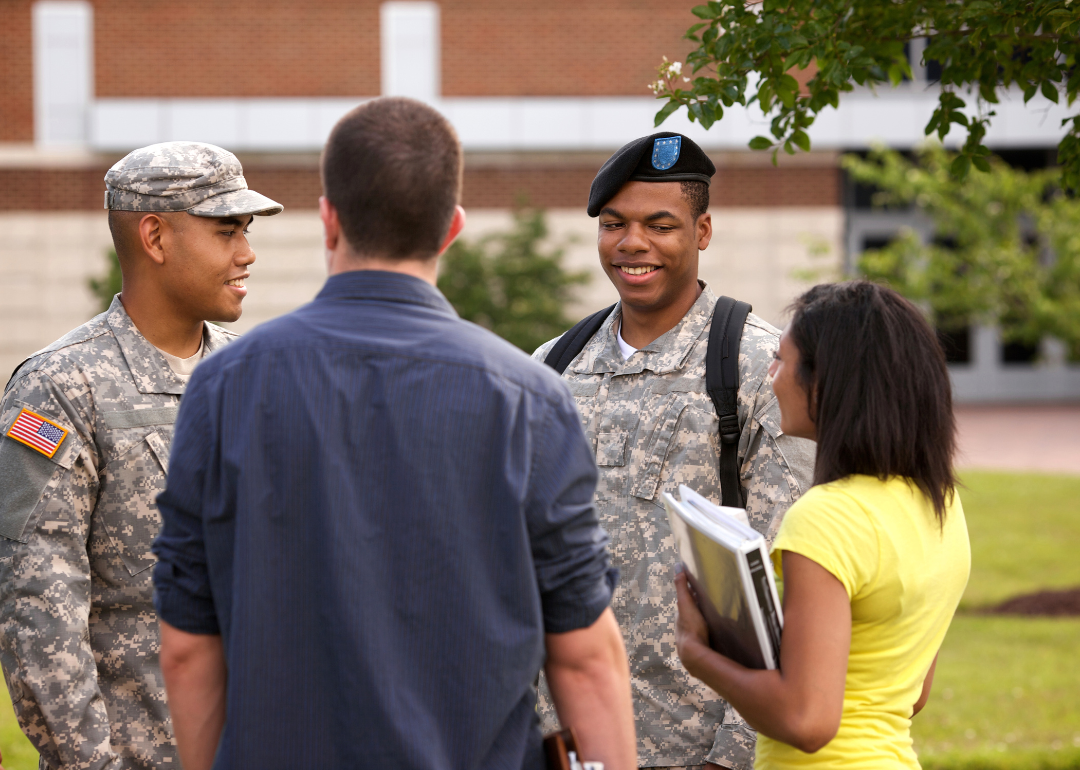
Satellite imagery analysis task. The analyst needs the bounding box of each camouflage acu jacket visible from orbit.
[0,296,236,770]
[533,285,815,769]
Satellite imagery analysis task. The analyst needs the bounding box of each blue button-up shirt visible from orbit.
[153,271,616,770]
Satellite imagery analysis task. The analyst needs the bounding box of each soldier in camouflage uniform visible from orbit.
[0,142,281,770]
[533,132,815,770]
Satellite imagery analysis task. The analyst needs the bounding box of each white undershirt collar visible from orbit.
[616,321,639,361]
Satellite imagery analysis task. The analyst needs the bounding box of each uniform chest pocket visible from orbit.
[100,429,170,576]
[595,431,629,467]
[629,395,692,501]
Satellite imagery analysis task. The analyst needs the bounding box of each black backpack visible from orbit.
[543,296,752,508]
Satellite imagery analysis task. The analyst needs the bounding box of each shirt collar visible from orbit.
[573,281,718,376]
[107,295,233,395]
[316,270,457,316]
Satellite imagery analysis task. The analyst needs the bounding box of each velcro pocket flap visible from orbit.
[103,407,178,430]
[569,380,600,399]
[754,396,783,440]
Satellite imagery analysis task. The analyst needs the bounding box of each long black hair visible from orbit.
[787,281,957,524]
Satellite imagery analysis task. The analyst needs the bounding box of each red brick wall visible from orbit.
[93,0,381,97]
[0,0,730,136]
[441,0,700,96]
[0,0,33,142]
[713,165,841,208]
[92,0,699,99]
[0,161,841,211]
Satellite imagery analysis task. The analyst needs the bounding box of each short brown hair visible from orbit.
[321,98,463,259]
[787,281,958,525]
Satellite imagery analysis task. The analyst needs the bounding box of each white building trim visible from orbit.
[33,1,93,147]
[88,88,1072,154]
[381,2,440,102]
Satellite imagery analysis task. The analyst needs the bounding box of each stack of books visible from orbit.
[662,485,784,670]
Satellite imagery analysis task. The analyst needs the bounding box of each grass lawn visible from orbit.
[912,616,1080,763]
[1,471,1078,769]
[0,695,36,770]
[956,471,1080,610]
[906,471,1080,768]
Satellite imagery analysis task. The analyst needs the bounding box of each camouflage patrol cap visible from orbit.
[104,141,283,217]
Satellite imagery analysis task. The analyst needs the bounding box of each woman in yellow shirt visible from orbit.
[674,281,971,769]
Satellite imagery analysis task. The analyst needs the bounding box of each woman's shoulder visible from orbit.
[789,475,884,514]
[778,477,880,541]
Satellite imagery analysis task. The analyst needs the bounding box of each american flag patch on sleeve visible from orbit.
[6,408,69,459]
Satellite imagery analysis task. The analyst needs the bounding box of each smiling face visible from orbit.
[597,181,711,316]
[160,213,256,323]
[768,328,817,441]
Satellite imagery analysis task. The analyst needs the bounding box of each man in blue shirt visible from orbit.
[151,97,636,770]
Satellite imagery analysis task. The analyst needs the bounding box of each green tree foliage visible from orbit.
[651,1,1080,189]
[844,146,1080,351]
[437,208,590,353]
[88,249,122,313]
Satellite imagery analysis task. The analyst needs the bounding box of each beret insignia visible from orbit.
[652,136,681,170]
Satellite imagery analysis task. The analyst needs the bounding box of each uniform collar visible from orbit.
[572,282,718,376]
[106,295,233,396]
[315,270,457,316]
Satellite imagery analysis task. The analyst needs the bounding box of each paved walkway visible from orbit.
[954,404,1080,475]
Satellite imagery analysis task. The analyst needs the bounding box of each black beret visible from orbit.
[587,131,716,217]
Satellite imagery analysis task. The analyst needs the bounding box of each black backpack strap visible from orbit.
[543,304,618,374]
[705,296,753,508]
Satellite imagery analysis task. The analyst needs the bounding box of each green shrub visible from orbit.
[437,207,589,353]
[87,249,122,313]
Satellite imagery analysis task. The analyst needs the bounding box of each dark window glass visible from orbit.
[995,149,1055,172]
[862,236,894,252]
[1001,339,1039,364]
[842,152,915,211]
[937,326,971,364]
[926,58,942,82]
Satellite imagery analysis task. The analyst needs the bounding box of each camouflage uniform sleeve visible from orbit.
[0,372,119,770]
[531,335,563,364]
[739,392,816,543]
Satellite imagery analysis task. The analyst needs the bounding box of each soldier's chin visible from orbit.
[207,303,243,324]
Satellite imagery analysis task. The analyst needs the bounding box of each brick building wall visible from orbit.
[440,0,698,97]
[0,0,703,138]
[0,156,841,211]
[0,1,33,142]
[94,0,381,98]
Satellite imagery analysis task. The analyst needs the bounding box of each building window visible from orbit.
[1001,339,1039,364]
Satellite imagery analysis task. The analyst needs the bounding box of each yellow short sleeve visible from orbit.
[770,482,879,600]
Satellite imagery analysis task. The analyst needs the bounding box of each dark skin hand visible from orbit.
[675,552,852,754]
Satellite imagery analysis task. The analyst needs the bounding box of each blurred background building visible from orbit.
[1,0,1076,400]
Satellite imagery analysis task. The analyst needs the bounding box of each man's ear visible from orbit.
[139,214,167,266]
[319,196,341,253]
[436,206,467,257]
[696,211,713,252]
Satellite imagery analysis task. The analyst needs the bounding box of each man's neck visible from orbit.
[618,280,703,349]
[118,290,204,358]
[327,250,438,285]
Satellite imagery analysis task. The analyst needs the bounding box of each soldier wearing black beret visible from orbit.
[534,132,815,770]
